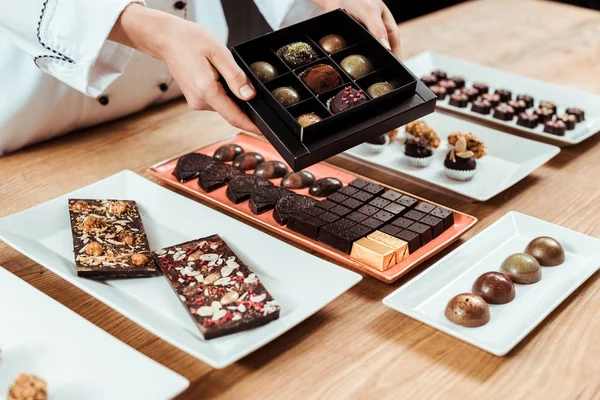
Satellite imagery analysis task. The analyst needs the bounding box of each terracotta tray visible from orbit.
[148,133,477,283]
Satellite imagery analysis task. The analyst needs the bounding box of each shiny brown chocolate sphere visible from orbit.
[472,272,516,304]
[280,170,315,189]
[367,81,394,98]
[254,161,289,179]
[249,61,279,82]
[445,293,490,328]
[500,253,541,284]
[318,34,348,54]
[213,143,244,161]
[296,113,322,127]
[340,55,374,79]
[271,86,301,107]
[525,236,565,266]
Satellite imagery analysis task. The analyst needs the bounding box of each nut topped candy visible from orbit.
[431,69,447,80]
[566,107,585,122]
[472,271,516,304]
[558,113,577,130]
[249,61,279,82]
[405,120,440,148]
[449,93,469,108]
[539,100,557,114]
[444,136,477,181]
[445,293,490,327]
[271,86,301,107]
[501,253,542,284]
[507,99,528,114]
[318,34,348,54]
[534,106,555,123]
[449,76,465,88]
[482,93,501,107]
[429,85,447,101]
[340,55,375,79]
[525,236,565,266]
[277,42,319,68]
[495,88,512,102]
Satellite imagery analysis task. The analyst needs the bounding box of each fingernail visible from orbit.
[240,84,255,99]
[379,38,391,51]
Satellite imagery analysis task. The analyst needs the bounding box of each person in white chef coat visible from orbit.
[0,0,401,155]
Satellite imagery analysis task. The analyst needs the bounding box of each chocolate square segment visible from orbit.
[363,183,385,195]
[414,202,436,214]
[335,218,356,230]
[408,222,433,245]
[319,212,340,223]
[395,230,421,253]
[384,203,405,215]
[316,199,336,210]
[330,204,351,216]
[358,204,379,216]
[430,207,454,229]
[380,224,401,236]
[347,211,369,223]
[391,217,413,229]
[352,190,374,202]
[373,210,395,222]
[369,197,391,209]
[397,195,418,209]
[420,215,444,238]
[405,209,426,221]
[304,206,324,217]
[327,192,349,203]
[381,190,403,202]
[339,186,359,196]
[341,198,363,210]
[349,178,369,189]
[350,224,372,237]
[288,215,327,239]
[362,217,385,230]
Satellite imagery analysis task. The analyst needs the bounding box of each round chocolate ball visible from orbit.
[297,113,322,127]
[525,236,565,266]
[472,272,516,304]
[318,34,348,54]
[445,293,490,328]
[340,55,374,79]
[300,64,342,94]
[277,42,319,68]
[213,143,244,162]
[280,170,315,189]
[249,61,279,82]
[500,253,542,284]
[271,86,301,107]
[367,81,394,98]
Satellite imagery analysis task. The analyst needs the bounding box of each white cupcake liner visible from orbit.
[361,135,390,154]
[405,154,434,167]
[444,166,477,181]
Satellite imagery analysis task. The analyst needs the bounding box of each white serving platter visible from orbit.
[383,211,600,356]
[342,112,560,201]
[404,51,600,146]
[0,267,189,400]
[0,170,362,369]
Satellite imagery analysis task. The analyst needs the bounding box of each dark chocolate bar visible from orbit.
[152,235,280,340]
[68,199,157,279]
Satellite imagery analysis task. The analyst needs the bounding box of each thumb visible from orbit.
[211,48,256,101]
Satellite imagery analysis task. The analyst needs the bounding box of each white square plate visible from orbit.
[0,267,189,400]
[342,112,560,201]
[404,51,600,146]
[0,170,362,369]
[382,212,600,356]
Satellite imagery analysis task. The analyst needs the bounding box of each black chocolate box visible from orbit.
[225,9,436,171]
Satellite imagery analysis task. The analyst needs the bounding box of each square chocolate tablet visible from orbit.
[373,210,395,222]
[381,190,403,202]
[335,218,357,230]
[327,192,349,204]
[341,198,363,210]
[395,230,421,253]
[405,209,426,221]
[347,211,369,223]
[362,217,385,230]
[363,183,385,195]
[304,206,325,217]
[349,178,370,189]
[391,217,413,229]
[380,224,401,236]
[397,195,418,209]
[339,186,359,196]
[384,203,406,215]
[330,204,351,216]
[352,190,374,202]
[322,222,345,234]
[350,224,372,237]
[420,215,444,238]
[320,211,340,223]
[316,199,336,210]
[414,202,436,214]
[288,216,328,239]
[358,204,379,216]
[369,197,391,209]
[430,207,454,229]
[318,228,353,253]
[408,222,432,245]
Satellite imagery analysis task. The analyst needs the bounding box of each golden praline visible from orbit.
[525,236,565,266]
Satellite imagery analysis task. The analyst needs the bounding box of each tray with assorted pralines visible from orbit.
[148,133,477,283]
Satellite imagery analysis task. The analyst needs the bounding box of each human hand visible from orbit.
[313,0,401,58]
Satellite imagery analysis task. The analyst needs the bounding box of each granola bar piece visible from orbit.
[8,374,47,400]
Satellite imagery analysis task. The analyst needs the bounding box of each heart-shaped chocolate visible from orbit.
[198,163,244,192]
[226,175,273,204]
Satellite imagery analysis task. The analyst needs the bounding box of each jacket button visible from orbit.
[159,83,169,92]
[98,96,109,106]
[173,1,186,10]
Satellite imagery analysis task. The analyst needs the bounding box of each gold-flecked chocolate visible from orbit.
[350,237,396,271]
[368,231,409,262]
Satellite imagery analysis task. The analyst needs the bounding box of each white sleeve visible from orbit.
[0,0,144,97]
[253,0,324,29]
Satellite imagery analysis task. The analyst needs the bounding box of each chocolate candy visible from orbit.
[213,143,244,162]
[408,222,432,245]
[397,195,418,209]
[421,74,438,87]
[287,213,328,239]
[277,42,318,68]
[198,163,244,192]
[516,112,539,129]
[309,177,343,197]
[524,236,565,266]
[472,82,489,94]
[367,81,394,98]
[431,70,447,80]
[272,86,301,107]
[415,202,436,213]
[472,272,516,304]
[449,93,469,108]
[329,86,368,114]
[493,103,515,121]
[404,209,426,221]
[566,107,585,122]
[507,99,527,114]
[300,63,342,95]
[438,80,457,92]
[539,100,557,113]
[419,215,444,238]
[232,152,265,170]
[318,220,365,253]
[471,99,492,115]
[297,113,322,127]
[544,119,567,136]
[249,186,294,214]
[254,161,289,179]
[395,229,420,253]
[445,293,490,328]
[558,114,577,130]
[429,85,447,101]
[516,94,534,108]
[449,76,465,88]
[318,34,348,54]
[350,237,396,271]
[340,54,374,79]
[500,253,542,284]
[460,87,480,101]
[173,153,215,182]
[273,195,317,225]
[481,93,501,107]
[534,107,554,123]
[249,61,279,82]
[381,190,403,202]
[226,174,272,204]
[495,89,512,102]
[391,217,413,229]
[280,170,315,189]
[430,207,454,229]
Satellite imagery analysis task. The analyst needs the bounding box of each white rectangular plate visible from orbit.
[342,112,560,201]
[0,170,362,369]
[383,211,600,356]
[404,51,600,146]
[0,267,189,399]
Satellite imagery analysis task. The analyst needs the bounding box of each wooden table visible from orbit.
[2,0,600,398]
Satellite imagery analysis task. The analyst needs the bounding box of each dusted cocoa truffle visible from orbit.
[271,86,301,107]
[277,42,319,68]
[340,55,375,79]
[318,34,348,54]
[517,112,539,129]
[329,86,368,114]
[249,61,279,82]
[300,63,342,94]
[297,113,322,127]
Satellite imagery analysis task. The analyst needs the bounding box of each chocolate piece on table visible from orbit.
[350,237,396,271]
[327,192,349,203]
[318,34,348,54]
[249,186,294,214]
[373,210,395,222]
[493,103,515,121]
[304,205,325,216]
[317,220,365,254]
[271,86,301,107]
[280,170,315,189]
[482,93,501,107]
[420,74,438,87]
[431,69,447,80]
[566,107,585,122]
[277,42,318,68]
[249,61,279,82]
[381,189,403,202]
[471,99,492,115]
[338,185,359,196]
[395,230,421,253]
[363,183,385,196]
[340,55,375,79]
[297,113,322,128]
[352,190,374,202]
[516,94,534,108]
[341,197,363,210]
[309,177,343,197]
[232,152,265,171]
[507,99,527,114]
[438,80,457,92]
[533,107,555,123]
[449,93,469,108]
[495,89,512,102]
[330,204,352,216]
[152,235,280,340]
[420,215,444,238]
[367,82,395,98]
[369,197,391,209]
[460,87,480,101]
[358,204,379,216]
[347,211,369,223]
[516,112,540,129]
[329,86,368,114]
[558,113,577,130]
[300,63,343,95]
[430,207,455,230]
[539,101,557,113]
[543,120,567,136]
[173,153,215,182]
[384,203,405,215]
[408,222,433,245]
[404,209,426,221]
[273,195,316,225]
[213,144,244,162]
[287,213,328,239]
[319,211,340,222]
[391,217,414,229]
[315,199,336,210]
[472,82,489,94]
[449,76,465,88]
[397,195,418,209]
[348,178,369,189]
[198,163,244,192]
[69,199,157,279]
[361,217,385,230]
[226,174,272,204]
[368,230,409,263]
[429,85,447,101]
[414,202,436,213]
[380,224,401,236]
[254,160,289,179]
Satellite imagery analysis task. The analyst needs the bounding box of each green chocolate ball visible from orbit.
[271,86,301,107]
[500,253,542,284]
[340,55,374,79]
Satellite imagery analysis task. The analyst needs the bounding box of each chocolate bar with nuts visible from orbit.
[68,199,158,279]
[152,234,280,340]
